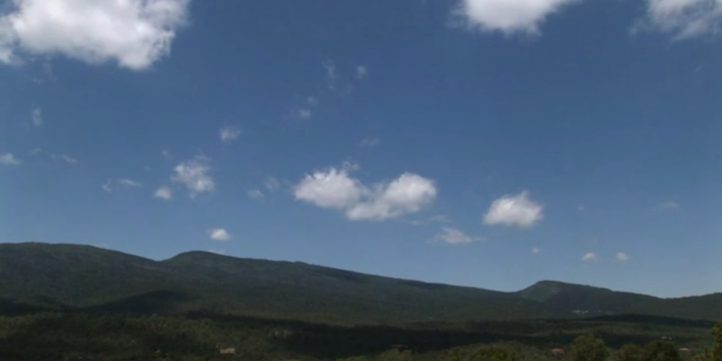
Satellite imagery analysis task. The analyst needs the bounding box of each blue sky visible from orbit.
[1,0,722,297]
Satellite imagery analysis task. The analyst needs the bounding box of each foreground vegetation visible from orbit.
[0,312,718,361]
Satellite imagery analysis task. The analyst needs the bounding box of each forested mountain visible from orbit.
[1,243,720,324]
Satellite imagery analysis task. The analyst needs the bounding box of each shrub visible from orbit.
[642,341,680,361]
[566,334,610,361]
[614,344,644,361]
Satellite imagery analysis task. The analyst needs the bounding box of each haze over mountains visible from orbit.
[1,243,720,325]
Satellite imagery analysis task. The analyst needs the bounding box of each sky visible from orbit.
[1,0,722,298]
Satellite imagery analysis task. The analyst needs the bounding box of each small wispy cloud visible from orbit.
[532,247,541,255]
[359,137,380,148]
[297,108,312,120]
[208,228,231,241]
[356,65,368,80]
[265,177,281,192]
[659,201,680,210]
[582,252,598,263]
[247,189,264,200]
[435,227,480,245]
[102,180,113,193]
[153,186,173,200]
[102,178,143,193]
[51,154,78,165]
[323,60,337,91]
[220,126,241,144]
[0,153,21,166]
[640,0,722,39]
[117,178,142,188]
[616,252,631,263]
[31,107,43,127]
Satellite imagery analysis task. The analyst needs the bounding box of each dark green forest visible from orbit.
[2,244,721,360]
[0,312,719,361]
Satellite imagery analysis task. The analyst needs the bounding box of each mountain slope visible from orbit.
[1,243,721,324]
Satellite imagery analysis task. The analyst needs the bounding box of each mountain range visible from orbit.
[1,243,720,325]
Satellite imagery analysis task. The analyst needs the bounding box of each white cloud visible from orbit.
[483,191,543,229]
[247,189,264,199]
[264,177,281,192]
[0,0,189,70]
[644,0,722,38]
[582,252,598,262]
[51,153,78,165]
[0,153,21,166]
[171,156,215,197]
[102,180,113,193]
[294,167,364,210]
[208,228,231,241]
[220,126,241,144]
[31,107,42,127]
[118,178,142,188]
[154,185,173,200]
[659,201,680,210]
[359,137,381,148]
[435,227,479,245]
[102,178,143,193]
[346,173,438,221]
[323,60,337,90]
[294,166,437,221]
[457,0,579,34]
[532,247,541,255]
[298,108,312,119]
[616,252,631,262]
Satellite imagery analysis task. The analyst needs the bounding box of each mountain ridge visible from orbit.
[1,242,720,324]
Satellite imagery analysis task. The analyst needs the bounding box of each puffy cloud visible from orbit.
[220,126,241,144]
[154,185,173,200]
[208,228,231,241]
[644,0,722,38]
[294,167,364,210]
[0,153,21,166]
[483,191,543,229]
[457,0,579,34]
[0,0,189,70]
[171,156,215,197]
[346,173,438,221]
[435,227,479,245]
[616,252,631,262]
[294,166,437,221]
[31,107,42,127]
[582,252,598,262]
